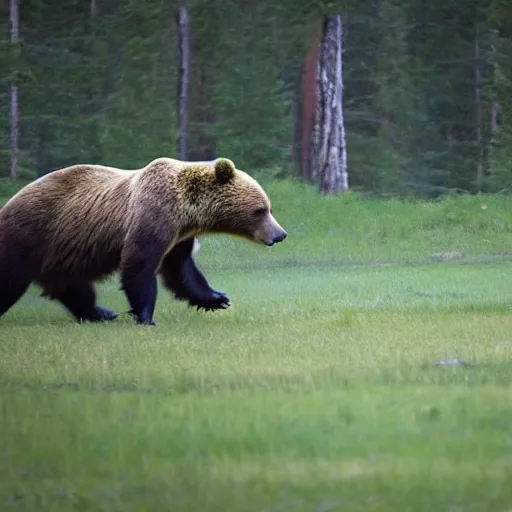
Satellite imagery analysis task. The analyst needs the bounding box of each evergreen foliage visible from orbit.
[1,0,511,194]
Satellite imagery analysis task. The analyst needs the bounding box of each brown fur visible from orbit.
[0,157,287,324]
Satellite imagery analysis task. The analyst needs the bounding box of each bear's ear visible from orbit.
[214,158,235,184]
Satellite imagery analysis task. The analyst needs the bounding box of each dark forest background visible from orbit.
[1,0,512,196]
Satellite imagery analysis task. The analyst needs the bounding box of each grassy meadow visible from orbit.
[1,180,512,511]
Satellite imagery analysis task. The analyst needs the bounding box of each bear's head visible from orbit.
[182,158,287,247]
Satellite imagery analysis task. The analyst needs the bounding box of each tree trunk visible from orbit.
[10,0,19,180]
[311,15,349,195]
[474,36,484,189]
[298,21,322,182]
[177,3,190,161]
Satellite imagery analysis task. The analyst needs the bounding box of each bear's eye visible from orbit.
[253,207,267,217]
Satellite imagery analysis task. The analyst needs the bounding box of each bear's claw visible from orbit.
[194,291,231,312]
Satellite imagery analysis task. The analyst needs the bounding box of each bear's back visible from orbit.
[0,164,136,280]
[4,164,133,210]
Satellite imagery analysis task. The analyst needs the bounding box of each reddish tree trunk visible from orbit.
[300,42,320,181]
[297,21,322,182]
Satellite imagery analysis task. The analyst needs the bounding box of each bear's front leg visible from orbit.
[120,233,168,326]
[160,238,231,312]
[122,274,158,326]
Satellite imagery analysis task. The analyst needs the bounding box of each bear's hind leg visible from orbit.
[160,238,230,312]
[42,279,118,323]
[0,241,33,318]
[0,272,32,318]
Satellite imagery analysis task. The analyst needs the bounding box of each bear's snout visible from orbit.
[261,219,287,247]
[270,230,287,246]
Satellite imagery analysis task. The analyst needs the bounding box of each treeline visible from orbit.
[1,0,511,195]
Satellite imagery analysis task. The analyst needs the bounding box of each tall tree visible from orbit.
[177,1,190,160]
[311,15,348,194]
[9,0,19,180]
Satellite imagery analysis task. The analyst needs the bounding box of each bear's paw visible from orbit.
[194,290,231,312]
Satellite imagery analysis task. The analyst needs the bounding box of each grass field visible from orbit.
[1,180,512,511]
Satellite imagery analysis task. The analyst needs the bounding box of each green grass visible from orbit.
[1,180,512,511]
[202,181,512,268]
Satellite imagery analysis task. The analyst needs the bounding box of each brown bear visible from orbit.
[0,157,287,325]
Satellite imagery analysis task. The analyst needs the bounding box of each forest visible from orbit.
[1,0,512,196]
